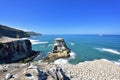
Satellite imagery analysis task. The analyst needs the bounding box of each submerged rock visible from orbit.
[43,38,70,62]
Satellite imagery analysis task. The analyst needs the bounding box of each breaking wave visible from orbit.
[112,59,120,66]
[21,38,28,40]
[54,59,68,64]
[54,51,76,64]
[95,48,120,55]
[29,39,48,45]
[69,51,76,59]
[112,61,120,66]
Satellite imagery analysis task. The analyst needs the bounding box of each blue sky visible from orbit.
[0,0,120,34]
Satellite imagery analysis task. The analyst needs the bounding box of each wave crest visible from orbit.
[95,48,120,55]
[29,39,48,45]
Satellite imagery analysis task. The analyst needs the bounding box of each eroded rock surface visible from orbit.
[0,37,39,63]
[43,38,70,62]
[0,60,120,80]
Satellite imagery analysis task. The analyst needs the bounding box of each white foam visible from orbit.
[54,51,76,64]
[36,41,48,44]
[70,43,75,45]
[95,48,120,55]
[29,39,48,45]
[69,51,76,59]
[21,38,28,40]
[54,59,68,64]
[29,39,39,43]
[101,59,110,62]
[113,61,120,66]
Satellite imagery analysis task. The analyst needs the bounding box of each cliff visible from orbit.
[0,37,39,63]
[43,38,70,62]
[0,24,41,38]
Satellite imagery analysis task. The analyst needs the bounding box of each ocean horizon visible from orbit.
[28,34,120,65]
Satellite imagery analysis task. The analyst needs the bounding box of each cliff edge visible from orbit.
[0,37,39,63]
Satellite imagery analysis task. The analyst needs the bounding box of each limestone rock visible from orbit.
[43,38,70,62]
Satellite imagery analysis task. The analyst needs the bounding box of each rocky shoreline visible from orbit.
[0,59,120,80]
[0,37,120,80]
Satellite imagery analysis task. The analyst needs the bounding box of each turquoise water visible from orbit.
[30,35,120,64]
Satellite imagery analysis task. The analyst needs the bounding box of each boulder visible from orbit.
[47,66,68,80]
[5,73,13,79]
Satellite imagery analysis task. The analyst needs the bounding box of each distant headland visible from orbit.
[0,24,41,38]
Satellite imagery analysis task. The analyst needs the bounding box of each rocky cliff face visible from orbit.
[0,37,39,63]
[43,38,70,62]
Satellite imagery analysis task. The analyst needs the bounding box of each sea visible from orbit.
[26,35,120,65]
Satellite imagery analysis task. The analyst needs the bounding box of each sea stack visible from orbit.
[43,38,70,62]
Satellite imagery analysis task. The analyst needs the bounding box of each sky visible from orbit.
[0,0,120,34]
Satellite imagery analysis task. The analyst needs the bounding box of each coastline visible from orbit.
[0,36,120,80]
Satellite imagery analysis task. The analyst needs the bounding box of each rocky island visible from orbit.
[43,38,70,62]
